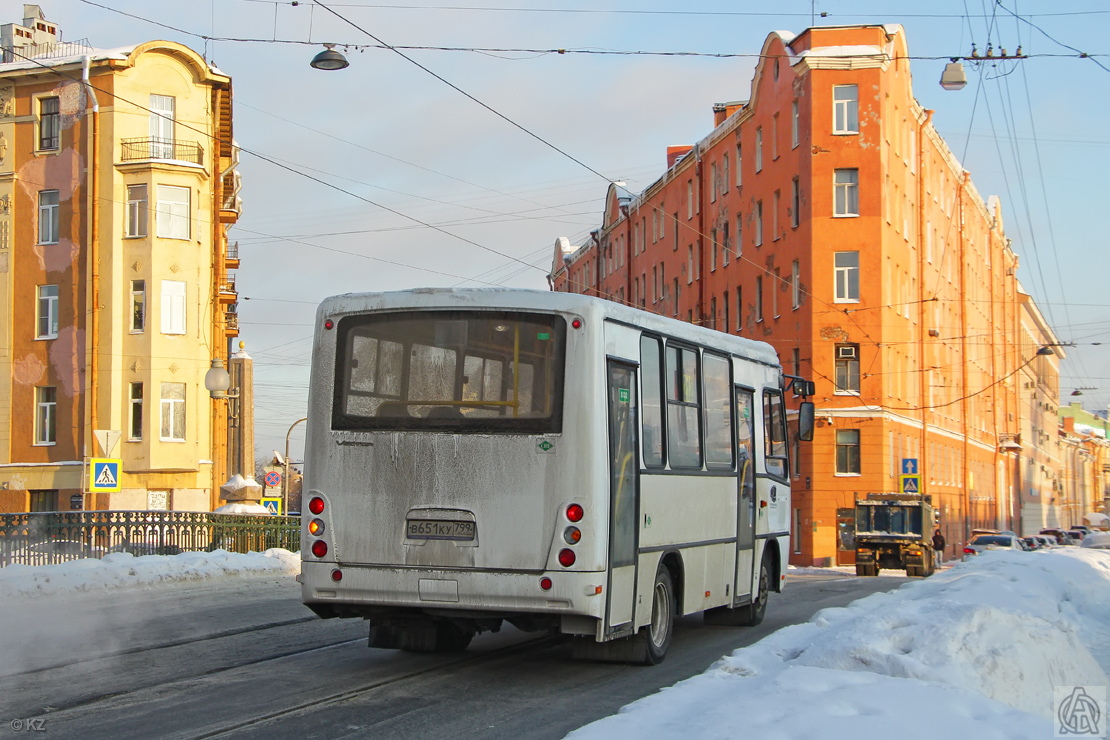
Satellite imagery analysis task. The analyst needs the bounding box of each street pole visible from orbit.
[284,417,308,515]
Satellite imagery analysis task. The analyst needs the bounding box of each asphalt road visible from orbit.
[0,571,907,739]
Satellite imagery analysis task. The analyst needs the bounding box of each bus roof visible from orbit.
[317,288,781,369]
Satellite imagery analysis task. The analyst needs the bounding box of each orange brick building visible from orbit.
[550,24,1062,565]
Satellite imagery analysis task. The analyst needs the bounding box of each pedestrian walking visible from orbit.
[932,528,946,568]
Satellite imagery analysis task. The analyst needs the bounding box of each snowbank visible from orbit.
[569,548,1110,740]
[0,548,299,599]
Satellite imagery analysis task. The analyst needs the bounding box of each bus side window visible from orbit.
[763,390,788,478]
[640,336,665,467]
[702,353,733,468]
[666,344,702,468]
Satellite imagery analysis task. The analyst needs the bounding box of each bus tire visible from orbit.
[634,564,675,665]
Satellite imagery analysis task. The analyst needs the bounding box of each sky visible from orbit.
[2,546,1109,738]
[28,0,1110,463]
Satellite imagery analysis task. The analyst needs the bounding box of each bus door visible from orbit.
[733,386,756,602]
[605,360,639,635]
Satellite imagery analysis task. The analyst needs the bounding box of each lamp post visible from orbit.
[284,417,308,515]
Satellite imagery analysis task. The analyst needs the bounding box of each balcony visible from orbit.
[225,241,240,269]
[219,273,237,303]
[224,307,239,336]
[120,138,204,165]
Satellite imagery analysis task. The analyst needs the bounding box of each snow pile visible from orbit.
[0,548,299,599]
[569,548,1110,740]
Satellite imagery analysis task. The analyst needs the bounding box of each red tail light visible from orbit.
[311,540,328,558]
[566,503,584,522]
[539,577,552,591]
[963,547,975,555]
[558,548,576,567]
[331,569,343,582]
[309,497,325,515]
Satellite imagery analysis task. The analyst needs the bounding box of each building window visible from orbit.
[722,153,730,194]
[127,184,148,237]
[735,215,743,260]
[160,382,186,441]
[791,260,801,309]
[772,268,780,318]
[38,190,59,244]
[772,190,780,239]
[34,386,56,445]
[833,85,859,134]
[736,287,743,333]
[710,163,718,202]
[736,144,743,188]
[29,490,59,512]
[791,100,800,148]
[710,228,718,272]
[131,280,146,333]
[161,280,186,335]
[834,169,859,216]
[687,245,694,284]
[836,429,861,474]
[38,97,60,151]
[686,180,694,219]
[755,128,763,172]
[156,185,190,240]
[835,344,860,393]
[149,94,176,158]
[722,221,730,266]
[754,201,763,246]
[772,113,779,159]
[834,251,860,302]
[36,285,59,339]
[129,382,144,440]
[791,177,800,228]
[755,275,764,322]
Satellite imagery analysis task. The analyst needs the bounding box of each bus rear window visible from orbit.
[333,310,565,433]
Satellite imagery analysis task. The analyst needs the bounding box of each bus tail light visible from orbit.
[311,539,329,558]
[566,503,584,522]
[331,569,343,582]
[558,548,576,567]
[539,577,552,591]
[308,519,325,536]
[309,497,325,515]
[563,526,581,544]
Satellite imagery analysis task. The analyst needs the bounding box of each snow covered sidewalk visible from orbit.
[569,548,1110,740]
[0,548,299,599]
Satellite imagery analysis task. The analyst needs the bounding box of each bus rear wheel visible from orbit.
[633,565,675,665]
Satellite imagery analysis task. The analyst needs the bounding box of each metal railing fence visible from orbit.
[0,511,300,567]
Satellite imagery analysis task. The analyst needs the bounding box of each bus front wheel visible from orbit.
[635,565,675,665]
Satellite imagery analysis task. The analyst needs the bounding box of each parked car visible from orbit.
[963,533,1025,555]
[107,542,185,557]
[1034,535,1056,549]
[1021,536,1042,551]
[1068,529,1088,543]
[1039,529,1075,546]
[1080,532,1110,550]
[1,539,107,566]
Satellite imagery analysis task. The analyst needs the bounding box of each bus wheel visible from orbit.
[635,565,675,665]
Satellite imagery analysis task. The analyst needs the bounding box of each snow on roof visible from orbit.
[793,44,887,61]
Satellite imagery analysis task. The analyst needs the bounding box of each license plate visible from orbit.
[406,519,475,541]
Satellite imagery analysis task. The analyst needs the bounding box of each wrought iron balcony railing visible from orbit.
[121,137,204,165]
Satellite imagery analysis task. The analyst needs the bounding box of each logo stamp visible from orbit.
[1055,685,1106,738]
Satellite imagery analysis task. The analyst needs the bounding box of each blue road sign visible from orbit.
[88,458,122,493]
[899,474,921,494]
[902,458,918,475]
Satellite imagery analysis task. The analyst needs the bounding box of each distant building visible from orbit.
[551,24,1062,564]
[0,6,242,512]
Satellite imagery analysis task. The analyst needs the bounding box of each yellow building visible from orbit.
[0,6,241,512]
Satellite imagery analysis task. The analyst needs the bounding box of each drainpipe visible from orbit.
[82,56,100,503]
[917,110,933,526]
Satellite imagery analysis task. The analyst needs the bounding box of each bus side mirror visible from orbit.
[798,401,815,442]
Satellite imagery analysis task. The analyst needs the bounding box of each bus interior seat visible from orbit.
[377,401,411,417]
[427,405,464,419]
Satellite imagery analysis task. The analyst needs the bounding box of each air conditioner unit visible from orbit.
[837,345,858,359]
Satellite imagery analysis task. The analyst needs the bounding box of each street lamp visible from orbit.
[284,417,308,515]
[310,44,349,71]
[939,60,967,91]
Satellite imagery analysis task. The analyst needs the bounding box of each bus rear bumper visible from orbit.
[301,561,607,621]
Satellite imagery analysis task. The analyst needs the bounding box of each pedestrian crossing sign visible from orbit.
[899,474,921,495]
[261,497,283,515]
[88,458,122,493]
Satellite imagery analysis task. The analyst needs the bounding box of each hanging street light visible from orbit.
[310,44,349,71]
